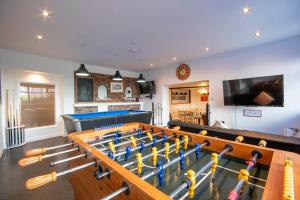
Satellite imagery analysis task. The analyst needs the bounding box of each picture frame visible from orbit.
[170,88,191,104]
[110,82,123,93]
[243,109,262,117]
[76,78,94,102]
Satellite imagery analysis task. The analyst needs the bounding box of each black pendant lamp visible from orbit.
[75,64,90,77]
[113,70,123,81]
[75,44,90,76]
[137,73,146,83]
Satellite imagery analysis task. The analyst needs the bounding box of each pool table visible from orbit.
[62,110,153,133]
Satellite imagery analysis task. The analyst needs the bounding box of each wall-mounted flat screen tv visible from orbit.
[223,75,284,107]
[138,81,156,95]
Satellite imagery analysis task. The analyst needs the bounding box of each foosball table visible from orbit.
[19,123,299,200]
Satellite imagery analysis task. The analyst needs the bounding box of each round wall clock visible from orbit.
[176,64,191,80]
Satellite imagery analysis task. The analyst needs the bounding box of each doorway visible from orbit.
[169,81,209,125]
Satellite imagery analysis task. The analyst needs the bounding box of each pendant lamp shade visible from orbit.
[113,70,123,81]
[137,73,146,83]
[75,64,90,76]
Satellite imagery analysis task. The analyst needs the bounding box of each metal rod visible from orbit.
[84,128,139,143]
[101,142,207,200]
[230,153,259,195]
[50,131,160,166]
[31,128,144,153]
[142,142,207,180]
[46,143,74,151]
[35,130,150,160]
[43,148,79,159]
[96,136,182,180]
[97,131,162,152]
[90,130,149,147]
[111,132,165,157]
[101,187,129,200]
[169,147,231,199]
[57,161,98,177]
[50,154,86,166]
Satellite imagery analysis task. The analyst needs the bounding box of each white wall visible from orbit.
[0,48,139,148]
[2,69,65,142]
[142,35,300,135]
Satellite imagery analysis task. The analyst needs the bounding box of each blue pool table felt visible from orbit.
[68,110,146,120]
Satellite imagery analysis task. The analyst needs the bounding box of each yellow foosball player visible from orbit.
[283,158,294,200]
[130,136,137,148]
[186,170,196,198]
[175,138,180,154]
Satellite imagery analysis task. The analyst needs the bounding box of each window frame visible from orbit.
[19,82,57,129]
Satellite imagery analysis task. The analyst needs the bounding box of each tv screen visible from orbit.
[223,75,284,106]
[139,81,156,94]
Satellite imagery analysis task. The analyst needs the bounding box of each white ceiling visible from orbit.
[0,0,300,72]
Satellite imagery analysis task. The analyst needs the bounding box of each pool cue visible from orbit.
[101,140,208,200]
[9,104,13,146]
[17,102,21,143]
[5,90,10,147]
[25,128,146,156]
[13,113,16,145]
[19,129,154,167]
[25,159,101,189]
[17,106,22,144]
[12,89,16,146]
[15,109,19,145]
[169,144,234,199]
[7,114,11,147]
[6,89,12,147]
[50,131,165,167]
[227,140,267,200]
[96,138,186,180]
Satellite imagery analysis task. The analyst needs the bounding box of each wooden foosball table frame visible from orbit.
[20,122,299,200]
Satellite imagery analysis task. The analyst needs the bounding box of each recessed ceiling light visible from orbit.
[172,57,177,61]
[242,7,250,15]
[41,9,50,18]
[205,47,209,51]
[36,35,43,40]
[150,63,154,67]
[255,31,261,38]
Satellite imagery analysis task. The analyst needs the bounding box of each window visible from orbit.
[20,83,55,128]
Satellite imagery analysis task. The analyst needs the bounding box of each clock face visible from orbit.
[176,64,191,80]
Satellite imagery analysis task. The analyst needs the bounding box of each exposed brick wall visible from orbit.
[108,105,141,111]
[75,72,140,103]
[75,106,98,113]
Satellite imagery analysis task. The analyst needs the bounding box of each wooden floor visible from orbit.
[0,137,74,200]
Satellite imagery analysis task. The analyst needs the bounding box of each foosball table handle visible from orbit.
[25,172,57,189]
[18,155,43,167]
[25,148,47,157]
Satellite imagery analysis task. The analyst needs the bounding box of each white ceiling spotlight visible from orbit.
[255,30,261,38]
[41,9,50,18]
[242,6,251,15]
[172,57,177,61]
[150,63,154,67]
[36,35,43,40]
[205,47,209,52]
